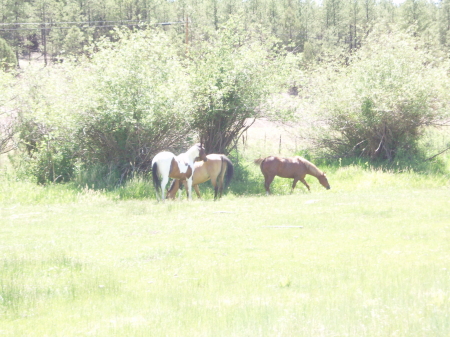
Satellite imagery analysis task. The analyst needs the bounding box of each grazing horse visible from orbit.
[167,154,234,200]
[254,156,330,195]
[151,144,207,201]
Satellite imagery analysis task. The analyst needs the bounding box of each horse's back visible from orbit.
[206,154,222,161]
[152,151,175,164]
[192,160,209,184]
[261,156,306,178]
[192,154,222,185]
[152,152,175,176]
[260,156,288,170]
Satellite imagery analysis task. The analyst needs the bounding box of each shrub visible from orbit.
[0,68,16,155]
[0,38,16,69]
[188,18,295,154]
[312,27,450,161]
[14,28,193,184]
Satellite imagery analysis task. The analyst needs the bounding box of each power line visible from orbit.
[0,20,183,26]
[0,20,184,31]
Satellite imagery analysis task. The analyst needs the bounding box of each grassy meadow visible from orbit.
[1,154,450,336]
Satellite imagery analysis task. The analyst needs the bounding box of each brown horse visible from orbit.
[254,156,330,195]
[167,154,234,200]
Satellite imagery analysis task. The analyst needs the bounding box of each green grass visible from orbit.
[1,164,450,336]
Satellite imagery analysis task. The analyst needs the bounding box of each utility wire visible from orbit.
[0,20,184,31]
[0,20,183,26]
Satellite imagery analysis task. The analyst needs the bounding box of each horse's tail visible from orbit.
[254,158,264,166]
[222,155,234,190]
[151,162,161,195]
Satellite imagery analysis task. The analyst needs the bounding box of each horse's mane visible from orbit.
[297,157,323,177]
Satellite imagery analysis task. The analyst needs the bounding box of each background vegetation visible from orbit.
[0,0,449,187]
[2,0,450,61]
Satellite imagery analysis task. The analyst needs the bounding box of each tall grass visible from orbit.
[2,124,448,204]
[1,151,449,204]
[1,141,450,335]
[1,185,449,336]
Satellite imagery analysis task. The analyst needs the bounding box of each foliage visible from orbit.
[13,28,193,184]
[75,29,192,176]
[1,0,449,70]
[0,37,16,69]
[11,63,86,183]
[310,27,450,160]
[188,18,296,154]
[0,68,16,154]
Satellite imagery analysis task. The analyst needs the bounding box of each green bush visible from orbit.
[0,68,16,154]
[0,38,16,69]
[14,28,193,184]
[74,29,193,175]
[312,27,450,161]
[188,18,296,154]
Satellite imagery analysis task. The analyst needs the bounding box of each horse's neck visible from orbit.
[299,158,322,177]
[183,147,199,163]
[306,164,322,177]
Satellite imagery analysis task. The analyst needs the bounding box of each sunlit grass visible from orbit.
[1,144,449,335]
[1,179,449,336]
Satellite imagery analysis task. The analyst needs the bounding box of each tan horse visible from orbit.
[167,154,234,200]
[254,156,330,195]
[151,144,207,201]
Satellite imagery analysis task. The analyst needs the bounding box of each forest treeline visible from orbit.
[1,0,450,63]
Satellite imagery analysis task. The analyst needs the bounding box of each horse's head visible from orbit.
[196,143,208,162]
[318,172,331,190]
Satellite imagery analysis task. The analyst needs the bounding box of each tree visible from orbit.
[63,26,86,55]
[14,28,193,183]
[0,68,16,154]
[438,0,450,46]
[187,18,294,154]
[0,37,17,68]
[311,27,450,160]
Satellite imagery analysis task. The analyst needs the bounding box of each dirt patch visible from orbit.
[240,118,303,158]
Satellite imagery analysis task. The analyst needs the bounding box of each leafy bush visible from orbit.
[188,18,296,154]
[0,38,16,69]
[0,68,16,154]
[75,29,193,176]
[311,27,450,161]
[14,28,193,184]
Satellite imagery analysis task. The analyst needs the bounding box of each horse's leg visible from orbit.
[193,184,201,198]
[209,172,219,200]
[218,162,226,199]
[212,179,219,200]
[264,174,274,195]
[177,183,183,200]
[291,179,299,193]
[300,178,311,192]
[218,169,225,199]
[218,177,223,199]
[180,180,189,199]
[187,177,193,200]
[160,175,169,201]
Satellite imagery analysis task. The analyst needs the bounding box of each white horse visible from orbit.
[151,144,207,201]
